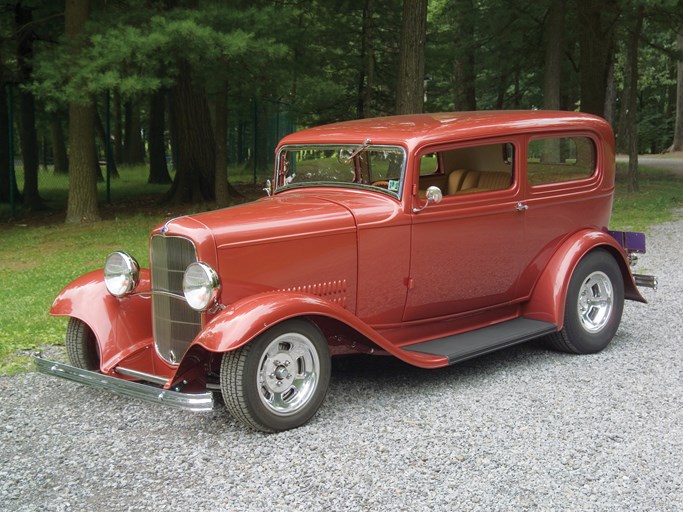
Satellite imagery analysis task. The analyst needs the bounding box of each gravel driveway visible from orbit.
[1,217,681,512]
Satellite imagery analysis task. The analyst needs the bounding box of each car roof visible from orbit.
[278,111,614,151]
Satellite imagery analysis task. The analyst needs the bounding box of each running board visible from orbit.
[403,318,557,365]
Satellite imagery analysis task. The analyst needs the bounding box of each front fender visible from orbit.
[522,230,645,328]
[50,269,154,373]
[193,291,447,368]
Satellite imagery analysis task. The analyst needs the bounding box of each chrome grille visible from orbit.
[151,235,201,364]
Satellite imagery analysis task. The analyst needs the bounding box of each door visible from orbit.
[403,141,528,322]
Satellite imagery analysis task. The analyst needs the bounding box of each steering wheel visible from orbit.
[372,180,390,188]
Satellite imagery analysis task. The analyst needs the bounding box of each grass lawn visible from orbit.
[0,163,681,374]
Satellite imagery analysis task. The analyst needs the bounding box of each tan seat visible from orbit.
[458,170,511,193]
[460,170,481,190]
[446,169,468,195]
[478,171,511,190]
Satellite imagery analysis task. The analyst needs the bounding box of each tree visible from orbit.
[15,2,42,210]
[672,32,683,151]
[577,0,620,116]
[395,0,428,114]
[65,0,100,223]
[623,4,645,193]
[148,89,171,184]
[452,0,477,111]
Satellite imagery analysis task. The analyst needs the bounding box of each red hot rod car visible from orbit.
[36,111,656,432]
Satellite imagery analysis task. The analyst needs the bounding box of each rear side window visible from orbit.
[527,136,596,186]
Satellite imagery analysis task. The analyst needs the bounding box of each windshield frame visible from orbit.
[274,144,408,199]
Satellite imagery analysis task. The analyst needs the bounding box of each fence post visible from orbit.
[7,83,16,220]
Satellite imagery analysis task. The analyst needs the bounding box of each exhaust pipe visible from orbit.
[634,274,658,291]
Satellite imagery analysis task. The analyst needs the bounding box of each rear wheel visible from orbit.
[65,318,100,370]
[220,319,331,432]
[547,249,624,354]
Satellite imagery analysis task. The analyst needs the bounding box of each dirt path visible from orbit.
[617,153,683,178]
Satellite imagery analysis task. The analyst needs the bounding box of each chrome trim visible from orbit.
[104,251,140,297]
[34,356,213,412]
[115,366,169,385]
[150,235,202,366]
[577,270,614,333]
[413,186,443,213]
[634,274,658,291]
[183,261,222,312]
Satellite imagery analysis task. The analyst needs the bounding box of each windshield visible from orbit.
[275,145,406,197]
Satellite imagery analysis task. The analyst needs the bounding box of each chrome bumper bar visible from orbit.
[33,356,214,412]
[634,273,658,291]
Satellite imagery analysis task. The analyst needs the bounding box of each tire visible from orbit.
[65,318,100,370]
[220,319,331,432]
[546,249,624,354]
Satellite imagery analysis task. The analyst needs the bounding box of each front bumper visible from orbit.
[34,356,214,412]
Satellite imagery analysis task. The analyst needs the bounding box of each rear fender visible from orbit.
[522,230,645,329]
[193,291,446,367]
[50,269,154,373]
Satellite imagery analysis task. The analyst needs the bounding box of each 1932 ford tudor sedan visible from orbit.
[36,111,657,432]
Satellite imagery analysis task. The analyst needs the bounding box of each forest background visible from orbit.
[1,0,682,224]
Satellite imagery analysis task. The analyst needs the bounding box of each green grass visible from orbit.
[0,163,681,374]
[0,215,159,374]
[610,165,683,231]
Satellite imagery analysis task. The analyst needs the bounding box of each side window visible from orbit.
[419,153,440,176]
[441,142,515,196]
[527,136,596,186]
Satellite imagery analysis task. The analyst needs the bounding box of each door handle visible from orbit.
[516,202,528,212]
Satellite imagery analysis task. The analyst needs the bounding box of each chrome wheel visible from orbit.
[257,332,320,416]
[220,319,331,432]
[577,271,614,333]
[546,249,624,355]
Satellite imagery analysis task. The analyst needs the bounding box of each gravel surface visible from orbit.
[1,217,681,512]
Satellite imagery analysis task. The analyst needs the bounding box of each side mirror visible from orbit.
[413,186,443,213]
[264,179,272,196]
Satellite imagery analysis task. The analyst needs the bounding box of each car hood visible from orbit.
[161,193,357,250]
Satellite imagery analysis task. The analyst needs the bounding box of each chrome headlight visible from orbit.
[104,251,140,297]
[183,262,221,311]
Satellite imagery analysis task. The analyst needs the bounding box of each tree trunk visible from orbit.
[577,0,618,117]
[214,82,229,208]
[603,59,617,126]
[15,3,42,210]
[357,0,375,118]
[542,0,564,163]
[113,90,123,164]
[543,0,563,111]
[65,0,100,223]
[166,58,215,203]
[394,0,428,114]
[124,99,145,165]
[50,118,69,174]
[453,0,477,111]
[671,32,683,152]
[0,83,21,203]
[148,90,171,184]
[625,7,644,193]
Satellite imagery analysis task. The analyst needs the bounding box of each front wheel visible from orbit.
[65,317,100,370]
[546,249,624,354]
[220,319,331,432]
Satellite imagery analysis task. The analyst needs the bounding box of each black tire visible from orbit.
[546,249,624,354]
[65,317,100,370]
[220,319,331,432]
